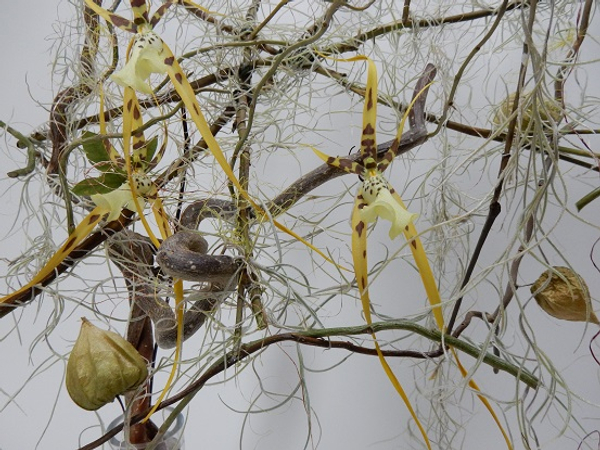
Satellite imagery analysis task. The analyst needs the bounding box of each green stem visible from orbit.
[1,120,41,177]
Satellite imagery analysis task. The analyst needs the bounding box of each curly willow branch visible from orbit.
[78,320,538,450]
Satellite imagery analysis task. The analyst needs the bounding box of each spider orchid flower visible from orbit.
[359,171,418,240]
[90,173,153,222]
[82,0,342,422]
[311,54,433,450]
[83,0,336,267]
[314,55,511,450]
[111,30,169,95]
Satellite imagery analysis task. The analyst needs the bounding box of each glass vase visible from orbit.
[107,407,185,450]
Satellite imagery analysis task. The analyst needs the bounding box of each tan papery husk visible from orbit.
[531,266,598,324]
[66,317,148,410]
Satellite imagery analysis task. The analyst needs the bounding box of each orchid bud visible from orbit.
[66,317,148,410]
[531,266,598,324]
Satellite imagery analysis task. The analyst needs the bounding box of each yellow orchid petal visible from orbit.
[0,206,109,308]
[111,31,168,94]
[360,174,417,239]
[91,183,147,222]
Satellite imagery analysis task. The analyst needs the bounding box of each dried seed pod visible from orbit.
[531,266,598,324]
[66,317,148,410]
[494,92,562,130]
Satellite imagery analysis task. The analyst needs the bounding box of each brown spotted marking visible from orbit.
[363,123,375,135]
[361,123,376,159]
[126,98,133,111]
[366,88,374,111]
[377,150,395,173]
[363,250,367,258]
[164,56,174,66]
[355,221,365,238]
[130,0,149,26]
[411,240,417,249]
[133,105,141,120]
[109,14,136,32]
[387,138,400,157]
[150,3,173,28]
[382,148,395,162]
[337,158,356,173]
[361,139,376,160]
[327,157,364,175]
[175,73,183,84]
[64,236,78,252]
[192,103,200,115]
[364,158,377,170]
[87,214,101,224]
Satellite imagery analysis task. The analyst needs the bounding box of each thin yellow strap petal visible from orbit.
[452,348,513,449]
[160,43,343,269]
[393,192,445,329]
[395,80,434,145]
[360,57,378,161]
[83,0,137,33]
[0,206,109,305]
[351,194,432,450]
[121,86,160,248]
[392,191,512,448]
[120,86,184,420]
[315,53,378,161]
[310,146,364,175]
[98,82,120,163]
[144,200,185,422]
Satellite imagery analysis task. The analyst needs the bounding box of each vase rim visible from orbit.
[106,406,185,449]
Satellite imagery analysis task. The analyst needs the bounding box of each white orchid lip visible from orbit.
[359,173,417,239]
[111,30,168,94]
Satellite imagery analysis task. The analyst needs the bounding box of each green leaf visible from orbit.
[576,186,600,211]
[72,172,127,196]
[145,136,159,163]
[81,131,110,164]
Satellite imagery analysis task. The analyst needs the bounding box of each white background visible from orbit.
[1,2,600,450]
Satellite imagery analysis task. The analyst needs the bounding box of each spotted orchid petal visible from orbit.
[0,206,108,307]
[111,31,168,94]
[359,174,417,239]
[90,173,152,222]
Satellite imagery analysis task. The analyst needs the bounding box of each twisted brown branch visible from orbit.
[78,319,538,450]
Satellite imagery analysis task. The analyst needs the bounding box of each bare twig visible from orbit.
[446,0,539,335]
[324,0,528,55]
[78,319,538,449]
